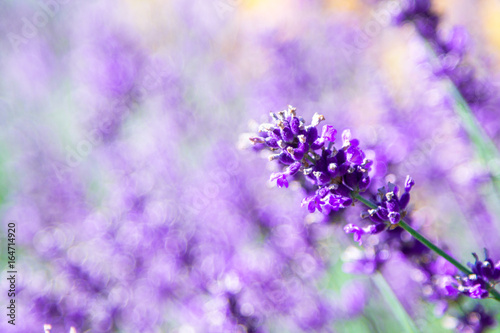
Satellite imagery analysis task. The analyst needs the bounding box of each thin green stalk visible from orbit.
[352,192,500,302]
[399,220,500,302]
[398,220,471,275]
[353,193,377,210]
[363,313,380,333]
[353,193,470,273]
[493,288,500,302]
[372,271,420,333]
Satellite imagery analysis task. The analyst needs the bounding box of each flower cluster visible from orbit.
[248,105,500,328]
[250,106,371,214]
[369,176,415,225]
[344,176,415,245]
[455,250,500,299]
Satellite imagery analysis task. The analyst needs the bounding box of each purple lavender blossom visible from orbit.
[370,176,414,224]
[250,106,371,214]
[5,0,500,331]
[344,176,414,244]
[469,250,500,282]
[455,250,500,299]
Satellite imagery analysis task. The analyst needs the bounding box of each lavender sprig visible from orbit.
[248,106,500,303]
[249,107,422,331]
[345,176,415,244]
[353,192,500,302]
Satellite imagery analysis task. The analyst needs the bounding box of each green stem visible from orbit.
[363,313,380,333]
[353,193,377,210]
[372,271,420,333]
[352,193,500,302]
[401,220,500,302]
[305,154,316,164]
[398,220,470,275]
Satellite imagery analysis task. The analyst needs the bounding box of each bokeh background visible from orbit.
[1,0,500,332]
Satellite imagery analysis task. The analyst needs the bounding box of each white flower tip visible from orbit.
[311,113,325,126]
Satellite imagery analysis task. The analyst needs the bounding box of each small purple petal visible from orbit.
[346,146,365,165]
[278,152,295,165]
[469,284,489,299]
[265,137,279,148]
[287,161,301,176]
[270,173,288,188]
[359,176,370,192]
[388,211,400,224]
[305,126,318,143]
[344,224,365,244]
[290,117,301,135]
[399,192,410,210]
[404,175,415,192]
[321,125,337,143]
[310,139,325,150]
[366,223,386,235]
[281,126,294,142]
[386,197,400,214]
[342,129,351,147]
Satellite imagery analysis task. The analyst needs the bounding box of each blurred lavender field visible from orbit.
[1,0,500,332]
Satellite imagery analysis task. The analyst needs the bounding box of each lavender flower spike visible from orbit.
[366,176,415,225]
[249,106,371,214]
[455,249,500,299]
[344,176,415,244]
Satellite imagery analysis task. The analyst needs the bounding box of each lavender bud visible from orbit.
[281,126,294,142]
[290,117,301,135]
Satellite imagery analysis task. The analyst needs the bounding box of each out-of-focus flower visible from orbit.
[342,246,389,275]
[394,0,438,39]
[337,280,368,318]
[454,304,496,333]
